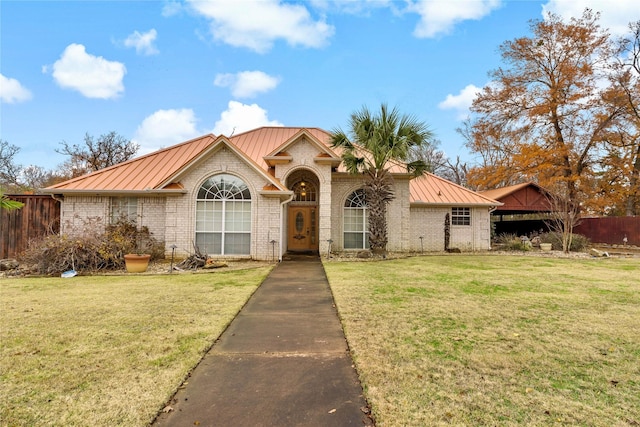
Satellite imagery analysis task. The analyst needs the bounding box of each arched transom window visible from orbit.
[344,189,369,249]
[291,179,316,202]
[195,174,251,255]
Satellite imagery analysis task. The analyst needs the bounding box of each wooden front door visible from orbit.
[287,206,318,252]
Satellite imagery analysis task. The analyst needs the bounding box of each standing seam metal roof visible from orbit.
[45,127,500,206]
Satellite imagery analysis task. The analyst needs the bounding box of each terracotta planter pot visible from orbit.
[124,254,151,273]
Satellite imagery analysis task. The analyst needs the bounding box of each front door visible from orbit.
[287,206,318,252]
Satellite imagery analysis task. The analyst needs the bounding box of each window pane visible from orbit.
[344,208,364,232]
[196,233,222,254]
[224,233,250,254]
[452,207,471,226]
[111,197,137,223]
[344,232,363,249]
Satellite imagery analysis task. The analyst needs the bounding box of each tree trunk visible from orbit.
[363,168,394,254]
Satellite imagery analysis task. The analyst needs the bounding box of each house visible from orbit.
[43,127,500,260]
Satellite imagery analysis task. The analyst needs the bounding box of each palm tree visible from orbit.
[330,104,434,254]
[0,189,24,211]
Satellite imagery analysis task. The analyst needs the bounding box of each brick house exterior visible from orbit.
[44,127,500,260]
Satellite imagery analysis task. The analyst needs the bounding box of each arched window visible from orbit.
[291,179,316,202]
[344,189,369,249]
[195,174,251,255]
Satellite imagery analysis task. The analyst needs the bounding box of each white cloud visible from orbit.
[162,1,182,17]
[124,29,159,55]
[214,71,281,98]
[410,0,502,38]
[542,0,637,36]
[438,84,482,119]
[133,109,200,154]
[186,0,334,53]
[0,74,33,103]
[51,44,126,99]
[213,101,283,136]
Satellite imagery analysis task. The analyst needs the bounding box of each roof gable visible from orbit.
[480,182,552,213]
[163,135,288,193]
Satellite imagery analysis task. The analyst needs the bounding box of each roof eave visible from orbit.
[410,201,503,207]
[41,189,188,196]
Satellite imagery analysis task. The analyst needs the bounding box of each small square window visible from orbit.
[452,207,471,226]
[111,197,137,223]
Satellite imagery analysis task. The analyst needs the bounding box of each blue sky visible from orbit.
[1,0,636,171]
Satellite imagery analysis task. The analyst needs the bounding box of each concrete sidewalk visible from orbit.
[153,257,373,427]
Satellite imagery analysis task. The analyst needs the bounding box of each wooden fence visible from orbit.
[574,217,640,246]
[1,195,60,259]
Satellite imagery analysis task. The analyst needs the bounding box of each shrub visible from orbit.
[539,232,590,252]
[495,233,531,251]
[21,216,164,275]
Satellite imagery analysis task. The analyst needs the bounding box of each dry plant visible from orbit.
[0,267,271,426]
[325,255,640,426]
[21,215,164,274]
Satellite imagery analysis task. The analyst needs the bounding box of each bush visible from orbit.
[495,233,531,251]
[21,216,164,275]
[539,232,590,252]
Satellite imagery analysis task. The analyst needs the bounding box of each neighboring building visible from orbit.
[43,127,500,260]
[480,182,554,237]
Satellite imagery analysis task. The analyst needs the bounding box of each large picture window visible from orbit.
[195,174,251,255]
[344,190,369,249]
[452,207,471,226]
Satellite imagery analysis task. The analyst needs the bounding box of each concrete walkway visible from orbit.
[153,257,373,427]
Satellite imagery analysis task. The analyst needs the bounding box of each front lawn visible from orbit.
[0,267,271,426]
[324,255,639,426]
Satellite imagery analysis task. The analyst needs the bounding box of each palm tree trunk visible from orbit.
[363,168,394,254]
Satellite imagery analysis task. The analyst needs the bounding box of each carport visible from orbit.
[480,182,554,236]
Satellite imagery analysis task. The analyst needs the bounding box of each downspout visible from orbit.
[279,193,294,261]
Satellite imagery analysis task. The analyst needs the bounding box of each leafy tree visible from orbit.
[331,104,434,253]
[56,131,139,177]
[595,20,640,215]
[466,9,619,215]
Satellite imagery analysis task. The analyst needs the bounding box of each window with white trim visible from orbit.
[195,174,251,255]
[451,207,471,226]
[344,190,369,249]
[111,197,137,223]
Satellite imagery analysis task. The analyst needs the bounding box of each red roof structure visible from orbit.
[479,182,552,215]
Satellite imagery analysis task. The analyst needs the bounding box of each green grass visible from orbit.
[0,267,272,426]
[324,255,640,426]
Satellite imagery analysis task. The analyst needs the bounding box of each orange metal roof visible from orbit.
[45,126,500,206]
[410,173,501,206]
[479,182,534,201]
[47,134,217,192]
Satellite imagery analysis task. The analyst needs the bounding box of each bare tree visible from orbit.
[57,131,139,177]
[0,140,22,189]
[408,139,469,186]
[544,185,581,253]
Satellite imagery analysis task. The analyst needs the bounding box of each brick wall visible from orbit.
[410,205,492,251]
